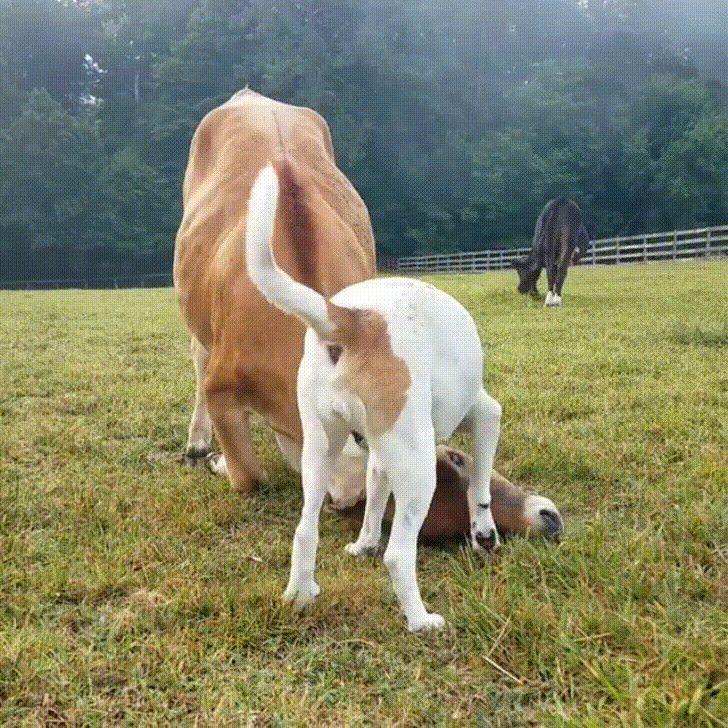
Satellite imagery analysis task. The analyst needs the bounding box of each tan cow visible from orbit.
[173,88,562,540]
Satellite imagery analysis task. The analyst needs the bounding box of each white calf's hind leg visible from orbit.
[381,441,443,631]
[284,424,347,607]
[346,454,390,557]
[185,337,214,461]
[466,389,502,552]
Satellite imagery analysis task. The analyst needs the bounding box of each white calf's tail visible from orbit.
[245,164,334,337]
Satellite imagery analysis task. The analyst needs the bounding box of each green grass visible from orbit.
[0,262,726,726]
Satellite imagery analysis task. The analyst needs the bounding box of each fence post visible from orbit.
[615,238,620,264]
[706,229,711,258]
[642,236,647,262]
[592,242,597,265]
[673,232,678,261]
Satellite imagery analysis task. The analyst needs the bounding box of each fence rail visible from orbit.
[396,224,728,274]
[0,273,173,291]
[2,226,727,289]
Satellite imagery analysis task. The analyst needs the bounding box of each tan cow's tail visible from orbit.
[245,163,335,338]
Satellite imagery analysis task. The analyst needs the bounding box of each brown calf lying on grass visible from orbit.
[332,445,564,543]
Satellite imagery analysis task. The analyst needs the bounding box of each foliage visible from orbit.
[0,0,727,280]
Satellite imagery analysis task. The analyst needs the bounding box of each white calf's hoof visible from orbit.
[345,539,380,558]
[552,294,562,307]
[544,291,554,307]
[283,580,320,607]
[408,612,446,632]
[183,444,212,466]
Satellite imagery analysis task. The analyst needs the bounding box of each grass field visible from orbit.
[0,262,726,726]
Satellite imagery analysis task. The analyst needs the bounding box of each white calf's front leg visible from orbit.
[381,440,443,632]
[283,424,346,607]
[466,389,502,552]
[346,453,390,557]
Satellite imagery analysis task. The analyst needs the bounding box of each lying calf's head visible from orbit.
[427,446,563,541]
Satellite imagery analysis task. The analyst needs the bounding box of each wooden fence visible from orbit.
[396,224,728,274]
[0,273,172,291]
[3,226,726,289]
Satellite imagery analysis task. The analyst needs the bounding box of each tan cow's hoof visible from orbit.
[181,446,212,467]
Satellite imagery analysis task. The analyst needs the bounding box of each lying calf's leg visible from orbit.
[275,433,302,471]
[328,436,369,510]
[206,452,227,477]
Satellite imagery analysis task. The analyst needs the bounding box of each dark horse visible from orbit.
[513,198,590,306]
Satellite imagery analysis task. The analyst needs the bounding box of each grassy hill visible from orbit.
[0,262,726,725]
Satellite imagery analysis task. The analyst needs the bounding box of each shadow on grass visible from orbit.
[669,320,728,348]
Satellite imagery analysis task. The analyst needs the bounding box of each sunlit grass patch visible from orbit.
[0,261,726,725]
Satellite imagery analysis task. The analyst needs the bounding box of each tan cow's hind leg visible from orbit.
[184,337,214,463]
[206,388,265,494]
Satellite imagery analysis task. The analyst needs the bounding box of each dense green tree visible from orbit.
[0,0,726,282]
[653,113,728,229]
[0,89,102,279]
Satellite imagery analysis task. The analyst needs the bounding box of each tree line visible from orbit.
[1,0,726,283]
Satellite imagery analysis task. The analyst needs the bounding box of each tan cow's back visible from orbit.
[174,89,376,447]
